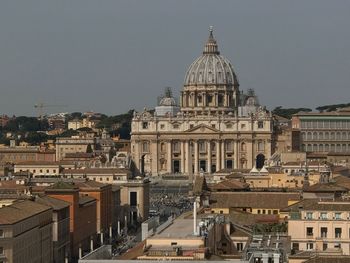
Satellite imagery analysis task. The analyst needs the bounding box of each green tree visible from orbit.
[272,106,312,119]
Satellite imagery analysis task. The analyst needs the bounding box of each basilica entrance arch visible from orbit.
[256,154,265,169]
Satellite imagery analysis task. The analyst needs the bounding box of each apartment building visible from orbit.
[287,199,350,254]
[0,200,53,263]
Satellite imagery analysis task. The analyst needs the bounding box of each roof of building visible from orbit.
[303,256,350,263]
[0,180,28,190]
[35,195,70,210]
[0,200,51,225]
[45,181,79,191]
[228,210,280,226]
[303,182,349,193]
[333,175,350,189]
[15,160,74,166]
[76,180,110,190]
[210,179,249,191]
[210,192,301,209]
[64,152,96,158]
[152,219,202,239]
[62,168,130,174]
[79,195,96,206]
[281,198,350,212]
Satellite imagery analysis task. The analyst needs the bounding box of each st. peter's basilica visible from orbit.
[131,28,273,176]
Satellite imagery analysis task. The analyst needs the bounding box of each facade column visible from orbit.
[207,141,212,173]
[221,140,225,169]
[167,141,172,173]
[181,141,185,173]
[234,140,239,169]
[194,141,199,175]
[216,140,221,171]
[185,141,190,174]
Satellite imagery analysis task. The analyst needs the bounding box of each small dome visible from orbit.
[159,97,177,106]
[184,28,239,86]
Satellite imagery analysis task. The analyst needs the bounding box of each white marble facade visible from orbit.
[131,29,273,176]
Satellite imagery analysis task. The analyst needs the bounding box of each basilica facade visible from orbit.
[131,29,273,176]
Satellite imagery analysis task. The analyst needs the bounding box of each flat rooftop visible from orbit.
[153,219,202,239]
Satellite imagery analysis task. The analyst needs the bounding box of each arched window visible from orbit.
[313,132,318,140]
[307,132,312,140]
[307,144,312,152]
[342,132,347,140]
[302,132,306,141]
[336,144,341,152]
[319,132,324,140]
[336,132,341,140]
[319,144,324,152]
[342,144,347,152]
[330,132,335,140]
[325,132,329,140]
[330,144,335,152]
[325,144,329,152]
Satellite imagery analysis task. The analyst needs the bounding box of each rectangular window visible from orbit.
[306,242,314,250]
[306,227,313,237]
[335,228,342,238]
[237,243,243,252]
[0,230,3,237]
[142,122,148,129]
[320,212,327,220]
[335,212,342,220]
[292,243,299,251]
[306,212,313,220]
[130,192,137,206]
[0,247,3,255]
[323,243,327,251]
[258,121,264,129]
[321,227,327,238]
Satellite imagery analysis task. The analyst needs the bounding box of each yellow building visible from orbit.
[209,192,300,217]
[286,199,350,255]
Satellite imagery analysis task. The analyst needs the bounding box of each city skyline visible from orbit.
[1,0,350,116]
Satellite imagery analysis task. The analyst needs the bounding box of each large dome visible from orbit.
[184,28,239,86]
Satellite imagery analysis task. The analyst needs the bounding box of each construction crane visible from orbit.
[34,102,67,121]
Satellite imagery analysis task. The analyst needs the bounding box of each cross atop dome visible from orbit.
[203,26,219,55]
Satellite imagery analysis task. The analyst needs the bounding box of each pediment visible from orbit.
[185,124,219,133]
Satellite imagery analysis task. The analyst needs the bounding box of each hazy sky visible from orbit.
[1,0,350,116]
